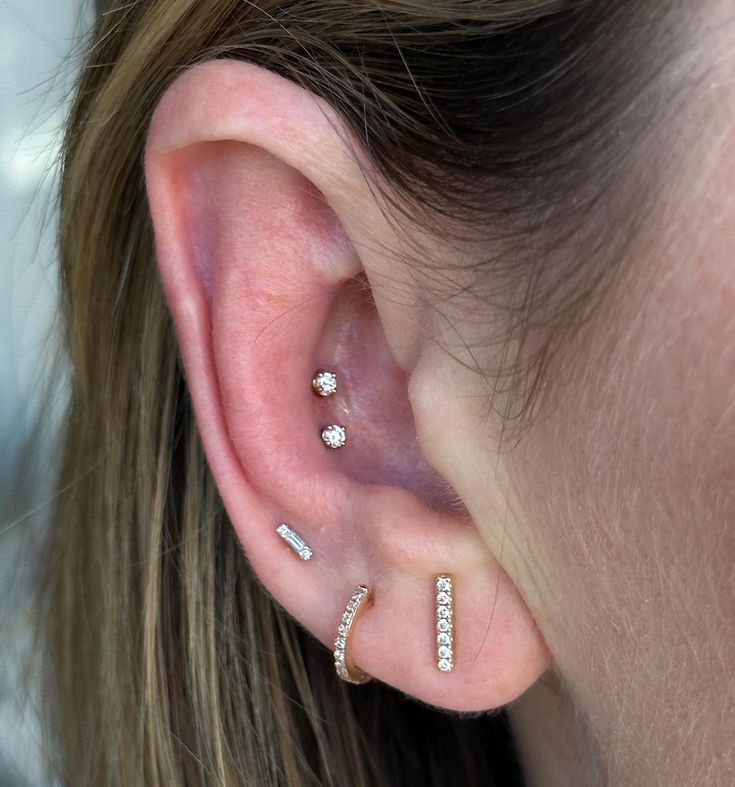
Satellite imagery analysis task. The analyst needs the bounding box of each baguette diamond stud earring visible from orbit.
[321,424,346,449]
[435,574,455,672]
[276,523,313,561]
[312,369,338,397]
[334,585,372,684]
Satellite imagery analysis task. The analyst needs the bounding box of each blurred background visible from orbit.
[1,1,92,783]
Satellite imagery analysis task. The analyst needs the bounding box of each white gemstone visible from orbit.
[437,591,451,605]
[438,658,453,672]
[438,645,452,659]
[312,370,338,397]
[438,619,451,632]
[437,632,452,646]
[437,577,451,592]
[437,605,450,619]
[321,424,346,449]
[336,637,346,649]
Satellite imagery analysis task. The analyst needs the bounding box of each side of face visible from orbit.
[399,37,735,782]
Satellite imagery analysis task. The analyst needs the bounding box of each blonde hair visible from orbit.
[44,0,672,784]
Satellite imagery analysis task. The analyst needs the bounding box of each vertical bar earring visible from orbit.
[435,574,455,672]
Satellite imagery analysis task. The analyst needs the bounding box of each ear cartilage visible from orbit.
[334,584,372,684]
[276,523,313,561]
[320,424,346,449]
[435,574,455,672]
[312,369,338,397]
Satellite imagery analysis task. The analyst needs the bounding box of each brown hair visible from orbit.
[42,1,678,784]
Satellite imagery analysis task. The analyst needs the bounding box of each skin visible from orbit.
[144,32,735,787]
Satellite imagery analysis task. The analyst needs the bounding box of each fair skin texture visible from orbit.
[144,48,735,787]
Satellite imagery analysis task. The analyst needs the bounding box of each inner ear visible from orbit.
[311,273,466,513]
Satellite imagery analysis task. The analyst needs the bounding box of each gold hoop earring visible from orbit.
[334,585,372,684]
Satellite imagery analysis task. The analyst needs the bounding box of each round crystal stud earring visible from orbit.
[312,369,338,397]
[321,424,346,449]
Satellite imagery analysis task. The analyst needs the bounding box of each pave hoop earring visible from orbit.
[334,585,372,684]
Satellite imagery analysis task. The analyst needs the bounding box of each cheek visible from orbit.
[510,227,735,683]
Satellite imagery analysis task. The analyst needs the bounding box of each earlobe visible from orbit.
[144,59,550,712]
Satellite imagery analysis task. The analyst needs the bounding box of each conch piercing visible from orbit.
[435,574,455,672]
[334,584,372,684]
[276,523,313,561]
[312,369,338,397]
[321,424,346,449]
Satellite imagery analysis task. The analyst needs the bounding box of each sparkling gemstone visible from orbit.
[438,619,451,632]
[438,658,453,672]
[437,591,451,605]
[438,645,452,659]
[336,637,346,649]
[437,605,450,619]
[312,370,338,397]
[437,577,451,592]
[437,632,452,646]
[321,424,346,449]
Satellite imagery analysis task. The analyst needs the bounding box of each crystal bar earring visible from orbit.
[435,574,455,672]
[276,523,313,560]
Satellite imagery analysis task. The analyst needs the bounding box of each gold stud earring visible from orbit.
[435,574,455,672]
[312,369,338,397]
[276,523,313,561]
[321,424,346,449]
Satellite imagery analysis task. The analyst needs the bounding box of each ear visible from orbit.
[144,59,549,711]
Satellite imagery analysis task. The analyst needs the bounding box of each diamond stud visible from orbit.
[312,369,338,397]
[276,523,313,561]
[435,574,454,672]
[334,585,372,684]
[321,424,346,449]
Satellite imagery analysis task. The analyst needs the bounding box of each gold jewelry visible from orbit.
[435,574,455,672]
[312,369,338,397]
[334,585,372,684]
[321,424,346,449]
[275,523,313,561]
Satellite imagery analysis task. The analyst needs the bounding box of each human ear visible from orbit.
[144,59,549,711]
